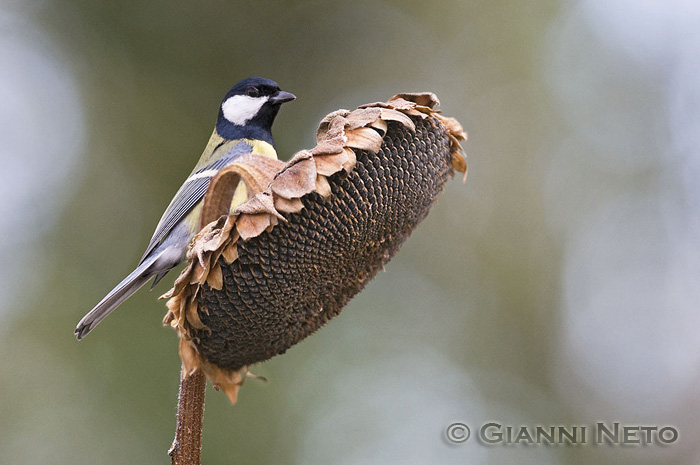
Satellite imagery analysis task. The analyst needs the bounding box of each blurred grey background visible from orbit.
[1,0,699,464]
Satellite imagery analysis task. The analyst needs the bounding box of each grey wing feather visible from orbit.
[139,176,211,263]
[138,148,248,263]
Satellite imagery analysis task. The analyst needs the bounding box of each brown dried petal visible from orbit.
[341,147,357,171]
[315,175,332,198]
[234,191,280,217]
[452,153,467,179]
[316,109,351,141]
[314,151,349,176]
[206,264,223,290]
[312,136,346,157]
[179,339,202,376]
[369,118,388,135]
[379,108,415,131]
[343,107,382,130]
[390,92,440,109]
[236,213,273,241]
[203,364,245,404]
[270,157,317,199]
[221,243,239,264]
[345,127,383,152]
[439,115,467,141]
[274,196,305,213]
[381,97,414,111]
[190,261,206,285]
[185,296,205,330]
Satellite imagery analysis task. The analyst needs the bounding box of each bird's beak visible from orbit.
[270,91,296,104]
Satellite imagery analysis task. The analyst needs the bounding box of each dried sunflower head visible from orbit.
[162,93,467,402]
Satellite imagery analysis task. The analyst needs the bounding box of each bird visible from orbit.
[75,77,295,340]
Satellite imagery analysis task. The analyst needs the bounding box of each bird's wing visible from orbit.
[139,141,253,263]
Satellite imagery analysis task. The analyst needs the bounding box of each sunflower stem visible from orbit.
[169,367,207,465]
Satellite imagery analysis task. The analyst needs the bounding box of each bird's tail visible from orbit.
[74,255,159,340]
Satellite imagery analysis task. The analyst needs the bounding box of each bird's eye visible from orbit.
[247,87,260,98]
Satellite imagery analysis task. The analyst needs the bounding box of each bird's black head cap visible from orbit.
[216,77,295,145]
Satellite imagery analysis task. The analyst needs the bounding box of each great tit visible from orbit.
[75,77,295,340]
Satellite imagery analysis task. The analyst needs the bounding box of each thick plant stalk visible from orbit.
[169,367,207,465]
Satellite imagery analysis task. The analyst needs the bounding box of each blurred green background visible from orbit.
[2,0,700,464]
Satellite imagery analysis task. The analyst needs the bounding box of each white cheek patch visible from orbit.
[221,95,268,125]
